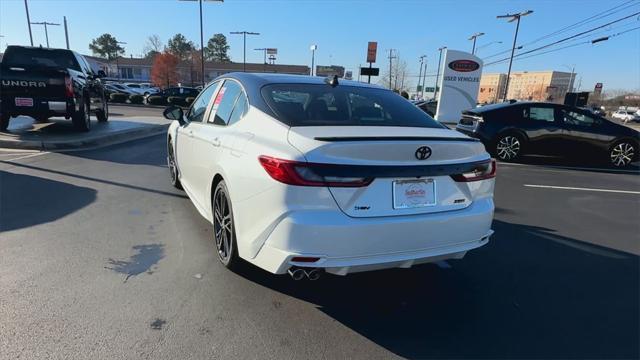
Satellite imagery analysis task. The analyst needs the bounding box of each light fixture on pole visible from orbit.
[468,32,485,55]
[30,21,60,48]
[230,31,260,72]
[309,45,317,76]
[497,10,533,101]
[179,0,224,88]
[434,46,446,99]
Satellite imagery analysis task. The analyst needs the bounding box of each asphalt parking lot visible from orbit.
[0,107,638,359]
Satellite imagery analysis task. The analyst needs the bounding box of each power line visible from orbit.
[482,11,640,65]
[521,0,639,46]
[484,25,640,67]
[482,3,640,60]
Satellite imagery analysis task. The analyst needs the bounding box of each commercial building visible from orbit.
[477,73,507,104]
[478,71,576,103]
[84,55,310,86]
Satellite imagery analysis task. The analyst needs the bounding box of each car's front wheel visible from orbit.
[213,180,240,270]
[72,99,90,132]
[167,139,182,189]
[495,133,523,161]
[609,141,637,167]
[96,94,109,122]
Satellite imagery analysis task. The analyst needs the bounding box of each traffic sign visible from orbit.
[360,67,379,76]
[266,48,277,55]
[367,42,377,63]
[425,87,436,92]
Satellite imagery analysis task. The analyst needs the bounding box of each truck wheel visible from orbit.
[72,99,91,132]
[96,95,109,122]
[0,114,10,132]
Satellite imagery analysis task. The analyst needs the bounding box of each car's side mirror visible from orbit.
[97,70,107,78]
[163,106,186,125]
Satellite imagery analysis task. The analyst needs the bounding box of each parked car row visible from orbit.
[611,109,640,123]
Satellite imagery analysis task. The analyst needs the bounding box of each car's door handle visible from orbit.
[211,137,221,147]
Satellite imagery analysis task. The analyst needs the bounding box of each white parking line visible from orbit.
[0,152,49,162]
[499,162,639,174]
[524,184,640,195]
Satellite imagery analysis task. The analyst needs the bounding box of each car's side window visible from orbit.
[523,106,555,122]
[228,93,249,126]
[187,82,218,123]
[562,110,596,126]
[208,80,242,126]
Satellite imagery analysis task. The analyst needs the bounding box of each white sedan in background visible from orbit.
[163,73,495,280]
[612,110,640,123]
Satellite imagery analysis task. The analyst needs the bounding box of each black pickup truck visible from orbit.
[0,45,108,132]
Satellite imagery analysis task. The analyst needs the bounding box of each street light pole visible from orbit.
[468,32,485,55]
[231,31,260,72]
[179,0,224,87]
[310,45,317,76]
[30,21,60,48]
[497,10,533,101]
[24,0,33,46]
[434,46,446,99]
[63,16,70,49]
[421,58,427,99]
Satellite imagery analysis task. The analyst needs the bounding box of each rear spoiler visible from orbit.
[314,136,479,142]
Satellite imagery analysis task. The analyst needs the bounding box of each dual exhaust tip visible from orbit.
[288,267,323,281]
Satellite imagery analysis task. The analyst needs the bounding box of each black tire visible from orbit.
[72,99,90,132]
[0,113,10,132]
[34,116,49,123]
[609,140,637,168]
[494,132,524,162]
[213,180,240,270]
[96,94,109,122]
[167,139,182,190]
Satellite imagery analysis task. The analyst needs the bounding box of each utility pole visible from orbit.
[434,46,446,99]
[309,45,317,76]
[564,64,576,92]
[468,32,485,55]
[230,31,260,72]
[417,55,426,98]
[387,49,396,90]
[24,0,33,46]
[421,58,428,99]
[178,0,224,87]
[63,16,69,49]
[497,10,533,101]
[30,21,60,48]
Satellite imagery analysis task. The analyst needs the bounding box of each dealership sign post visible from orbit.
[360,41,379,84]
[435,49,483,124]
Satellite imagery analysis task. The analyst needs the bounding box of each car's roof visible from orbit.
[217,72,385,90]
[470,101,565,113]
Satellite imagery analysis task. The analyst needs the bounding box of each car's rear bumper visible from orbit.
[250,197,494,275]
[1,96,74,117]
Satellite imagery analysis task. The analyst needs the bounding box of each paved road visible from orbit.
[1,135,638,359]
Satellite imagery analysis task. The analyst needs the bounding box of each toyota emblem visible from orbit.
[415,146,432,160]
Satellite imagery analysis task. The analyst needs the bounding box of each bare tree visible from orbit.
[379,55,412,93]
[143,34,163,58]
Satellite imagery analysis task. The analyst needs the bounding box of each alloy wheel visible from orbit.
[213,189,233,263]
[496,135,521,160]
[610,142,635,167]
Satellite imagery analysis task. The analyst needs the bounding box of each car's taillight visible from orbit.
[451,159,496,182]
[64,76,74,98]
[258,156,373,187]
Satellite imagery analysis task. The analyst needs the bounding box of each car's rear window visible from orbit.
[261,84,443,128]
[2,47,80,71]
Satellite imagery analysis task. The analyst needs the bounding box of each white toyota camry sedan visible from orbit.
[164,73,495,280]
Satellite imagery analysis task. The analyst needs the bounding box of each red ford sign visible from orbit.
[448,60,480,72]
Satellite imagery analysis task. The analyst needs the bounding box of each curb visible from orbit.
[0,124,169,151]
[108,102,167,109]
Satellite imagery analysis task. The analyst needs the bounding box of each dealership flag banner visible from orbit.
[435,49,483,124]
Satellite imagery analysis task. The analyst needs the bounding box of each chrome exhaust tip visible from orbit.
[288,267,306,281]
[306,268,323,281]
